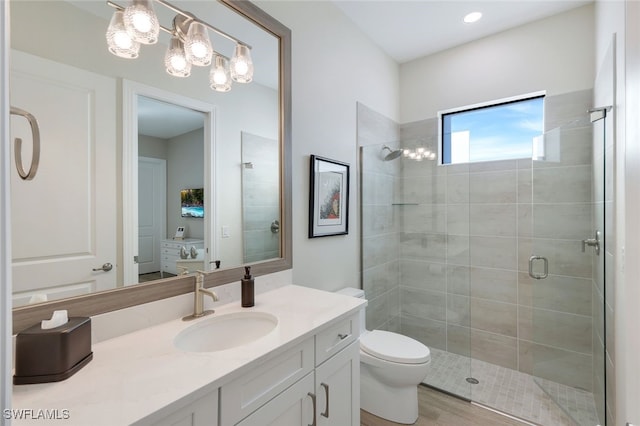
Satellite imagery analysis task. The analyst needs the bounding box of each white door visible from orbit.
[10,50,116,306]
[137,157,166,276]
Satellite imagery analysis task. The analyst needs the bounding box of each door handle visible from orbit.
[582,230,601,255]
[307,392,317,426]
[92,263,113,272]
[528,256,548,280]
[320,383,329,418]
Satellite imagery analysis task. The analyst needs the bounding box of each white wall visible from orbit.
[400,4,595,123]
[622,2,640,424]
[256,0,400,291]
[1,3,11,423]
[167,129,205,240]
[595,1,640,424]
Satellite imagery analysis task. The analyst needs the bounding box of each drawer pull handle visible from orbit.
[308,392,317,426]
[338,333,350,340]
[321,383,330,418]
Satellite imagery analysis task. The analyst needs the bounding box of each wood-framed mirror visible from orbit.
[8,0,291,333]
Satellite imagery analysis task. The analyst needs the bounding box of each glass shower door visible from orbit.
[529,108,607,425]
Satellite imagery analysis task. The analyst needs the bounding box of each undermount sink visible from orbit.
[174,311,279,352]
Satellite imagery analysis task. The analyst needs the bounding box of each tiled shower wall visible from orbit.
[360,89,599,392]
[241,132,280,263]
[358,103,401,332]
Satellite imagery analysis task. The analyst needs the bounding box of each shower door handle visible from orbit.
[582,230,601,255]
[528,255,548,280]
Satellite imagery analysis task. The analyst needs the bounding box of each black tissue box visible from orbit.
[14,317,93,385]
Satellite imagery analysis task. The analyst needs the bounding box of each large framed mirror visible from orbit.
[9,0,291,333]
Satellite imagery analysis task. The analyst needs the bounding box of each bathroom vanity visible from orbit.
[12,285,364,425]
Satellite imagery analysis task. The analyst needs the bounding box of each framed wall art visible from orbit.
[309,155,349,238]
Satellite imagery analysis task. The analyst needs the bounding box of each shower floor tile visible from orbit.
[423,348,600,426]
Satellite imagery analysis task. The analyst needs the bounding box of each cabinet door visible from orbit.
[236,373,314,426]
[133,390,217,426]
[315,341,360,426]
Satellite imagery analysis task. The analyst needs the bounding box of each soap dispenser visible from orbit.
[241,266,255,307]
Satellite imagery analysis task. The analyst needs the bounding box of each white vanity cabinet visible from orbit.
[134,390,218,426]
[160,238,204,276]
[223,312,360,426]
[314,341,360,426]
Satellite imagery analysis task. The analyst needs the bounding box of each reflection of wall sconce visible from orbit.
[402,147,436,161]
[105,0,254,92]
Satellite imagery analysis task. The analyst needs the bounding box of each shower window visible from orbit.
[439,93,545,165]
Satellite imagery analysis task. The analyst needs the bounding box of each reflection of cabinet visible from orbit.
[160,238,203,276]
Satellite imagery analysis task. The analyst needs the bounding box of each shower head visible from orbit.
[382,145,402,161]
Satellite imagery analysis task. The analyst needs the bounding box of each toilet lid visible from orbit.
[360,330,430,364]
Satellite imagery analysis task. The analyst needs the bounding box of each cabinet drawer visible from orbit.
[220,338,314,425]
[315,313,359,366]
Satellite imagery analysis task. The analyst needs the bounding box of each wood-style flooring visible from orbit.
[360,385,529,426]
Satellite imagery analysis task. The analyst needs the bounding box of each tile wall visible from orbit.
[358,103,401,332]
[241,132,280,263]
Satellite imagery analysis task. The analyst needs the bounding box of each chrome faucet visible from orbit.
[183,271,219,321]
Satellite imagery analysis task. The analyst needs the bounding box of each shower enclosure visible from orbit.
[359,90,610,425]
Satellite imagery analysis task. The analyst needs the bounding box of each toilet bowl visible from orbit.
[336,288,430,424]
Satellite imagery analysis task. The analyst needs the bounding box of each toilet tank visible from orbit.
[335,287,366,334]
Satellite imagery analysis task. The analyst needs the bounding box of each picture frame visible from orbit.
[309,155,350,238]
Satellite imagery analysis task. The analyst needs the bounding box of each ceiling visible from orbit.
[75,1,593,138]
[332,0,593,63]
[138,96,204,139]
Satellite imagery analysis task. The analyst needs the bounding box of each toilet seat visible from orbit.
[360,330,430,364]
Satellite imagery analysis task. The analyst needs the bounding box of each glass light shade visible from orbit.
[106,11,140,59]
[209,55,232,92]
[230,44,254,83]
[123,0,159,45]
[185,22,213,66]
[164,37,191,77]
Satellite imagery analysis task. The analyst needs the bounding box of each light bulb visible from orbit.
[164,37,191,77]
[185,21,213,66]
[210,55,232,92]
[123,0,159,45]
[106,10,140,59]
[230,44,254,83]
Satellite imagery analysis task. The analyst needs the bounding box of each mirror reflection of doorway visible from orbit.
[136,95,206,283]
[138,157,166,278]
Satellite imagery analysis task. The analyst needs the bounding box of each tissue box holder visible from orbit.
[14,317,93,385]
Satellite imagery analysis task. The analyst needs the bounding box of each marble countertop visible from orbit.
[12,285,365,425]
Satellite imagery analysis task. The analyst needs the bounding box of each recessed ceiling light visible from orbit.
[463,12,482,24]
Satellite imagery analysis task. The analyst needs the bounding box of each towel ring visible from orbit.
[10,106,41,180]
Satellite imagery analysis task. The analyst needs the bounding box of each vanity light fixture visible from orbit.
[210,55,232,92]
[106,10,141,58]
[230,44,254,83]
[105,0,254,91]
[164,37,191,77]
[123,0,160,44]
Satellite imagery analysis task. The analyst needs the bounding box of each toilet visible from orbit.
[336,287,431,424]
